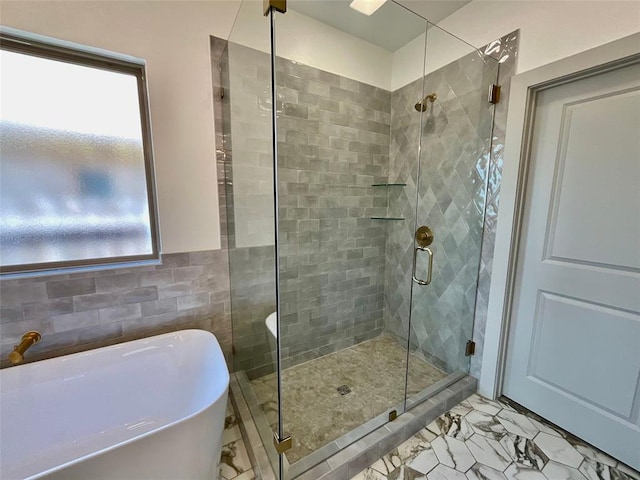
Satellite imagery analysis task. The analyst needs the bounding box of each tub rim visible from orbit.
[1,329,229,480]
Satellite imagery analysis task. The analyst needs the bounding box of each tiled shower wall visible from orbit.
[217,32,518,380]
[275,56,390,371]
[218,40,391,378]
[470,32,519,378]
[384,50,499,373]
[216,40,279,379]
[384,32,518,376]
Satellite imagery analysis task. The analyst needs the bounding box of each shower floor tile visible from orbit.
[249,334,447,463]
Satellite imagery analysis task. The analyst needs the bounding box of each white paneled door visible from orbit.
[503,60,640,470]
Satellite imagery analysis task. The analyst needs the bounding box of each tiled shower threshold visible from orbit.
[230,371,477,479]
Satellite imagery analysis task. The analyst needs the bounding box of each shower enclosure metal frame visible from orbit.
[266,0,289,461]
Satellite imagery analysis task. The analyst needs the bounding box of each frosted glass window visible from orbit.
[0,37,159,274]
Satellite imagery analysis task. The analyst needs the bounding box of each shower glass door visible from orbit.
[225,0,499,477]
[269,1,428,475]
[404,23,499,404]
[224,0,280,474]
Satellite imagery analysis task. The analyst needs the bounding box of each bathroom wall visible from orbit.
[390,25,477,91]
[228,1,393,90]
[0,2,237,364]
[382,31,518,381]
[384,43,499,375]
[218,31,521,380]
[225,41,275,250]
[213,39,278,379]
[0,251,232,367]
[218,40,391,378]
[2,0,632,378]
[0,1,237,367]
[0,1,240,253]
[225,2,399,251]
[391,1,640,91]
[469,32,519,379]
[275,55,391,371]
[438,1,640,77]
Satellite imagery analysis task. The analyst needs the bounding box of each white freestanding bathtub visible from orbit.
[0,329,229,480]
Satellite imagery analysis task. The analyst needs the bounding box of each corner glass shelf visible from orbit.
[370,217,405,221]
[371,183,407,187]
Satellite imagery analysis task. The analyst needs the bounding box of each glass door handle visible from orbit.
[412,246,433,286]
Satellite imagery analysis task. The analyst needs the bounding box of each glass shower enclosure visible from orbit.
[221,0,499,477]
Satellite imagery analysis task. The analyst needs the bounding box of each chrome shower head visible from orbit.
[414,92,437,112]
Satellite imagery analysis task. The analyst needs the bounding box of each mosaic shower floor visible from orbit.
[350,394,640,480]
[250,334,448,463]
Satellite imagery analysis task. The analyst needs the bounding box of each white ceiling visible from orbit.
[288,0,471,52]
[396,0,471,25]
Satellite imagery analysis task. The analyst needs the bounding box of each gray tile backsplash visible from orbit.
[0,250,232,366]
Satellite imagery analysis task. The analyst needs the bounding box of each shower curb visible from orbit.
[230,374,278,480]
[231,373,477,479]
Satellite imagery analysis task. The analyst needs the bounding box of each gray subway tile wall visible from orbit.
[219,40,391,378]
[275,53,390,371]
[227,246,277,378]
[0,250,232,366]
[214,40,278,380]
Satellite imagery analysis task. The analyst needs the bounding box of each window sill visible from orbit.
[0,258,162,280]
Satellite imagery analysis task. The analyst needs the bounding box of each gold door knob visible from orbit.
[415,226,434,247]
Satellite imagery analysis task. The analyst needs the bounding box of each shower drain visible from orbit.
[337,385,351,395]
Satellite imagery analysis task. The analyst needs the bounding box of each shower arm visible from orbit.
[415,93,437,112]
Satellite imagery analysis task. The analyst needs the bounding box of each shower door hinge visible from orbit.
[389,410,398,422]
[488,84,501,104]
[465,340,476,356]
[264,0,286,15]
[273,432,292,454]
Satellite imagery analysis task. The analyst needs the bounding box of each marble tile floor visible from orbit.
[220,399,256,480]
[350,394,640,480]
[250,334,448,463]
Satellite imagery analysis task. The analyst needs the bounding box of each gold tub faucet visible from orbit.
[9,331,41,364]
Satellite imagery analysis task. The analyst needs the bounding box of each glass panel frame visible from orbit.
[222,1,281,476]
